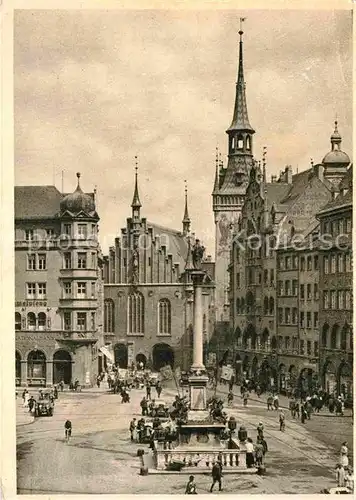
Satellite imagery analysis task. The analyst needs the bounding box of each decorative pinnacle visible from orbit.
[311,158,314,167]
[75,172,82,191]
[131,155,142,209]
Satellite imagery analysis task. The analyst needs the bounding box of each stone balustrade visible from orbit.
[154,447,247,471]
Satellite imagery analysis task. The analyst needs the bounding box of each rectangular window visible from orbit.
[236,273,240,289]
[292,280,298,296]
[338,254,345,273]
[37,283,46,298]
[285,281,291,296]
[338,219,344,235]
[148,257,151,267]
[27,254,36,270]
[270,269,274,285]
[292,308,298,324]
[26,283,36,298]
[25,229,34,241]
[64,252,72,269]
[64,282,72,297]
[324,221,330,234]
[300,284,305,299]
[78,252,87,269]
[300,339,305,355]
[278,257,284,270]
[300,257,305,271]
[91,282,96,299]
[338,290,344,310]
[324,256,329,274]
[314,341,319,357]
[314,255,319,270]
[77,282,87,299]
[323,291,329,309]
[278,281,284,296]
[307,283,312,300]
[77,312,87,331]
[278,308,283,324]
[307,340,311,355]
[77,224,87,239]
[285,256,291,269]
[91,312,96,330]
[292,255,298,269]
[346,218,352,233]
[38,254,46,270]
[64,312,72,330]
[285,307,291,324]
[345,290,351,310]
[330,255,336,274]
[46,228,55,239]
[285,337,290,351]
[307,256,312,271]
[91,224,96,235]
[314,312,319,328]
[330,290,336,309]
[278,336,283,350]
[300,311,305,328]
[263,269,268,285]
[306,311,312,328]
[314,283,319,300]
[63,224,71,236]
[345,253,352,273]
[91,252,97,269]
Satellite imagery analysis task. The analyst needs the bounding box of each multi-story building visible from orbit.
[229,122,351,393]
[15,174,104,387]
[102,171,215,372]
[317,165,353,398]
[212,27,255,331]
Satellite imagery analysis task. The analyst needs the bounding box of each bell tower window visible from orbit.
[246,135,251,150]
[237,135,244,150]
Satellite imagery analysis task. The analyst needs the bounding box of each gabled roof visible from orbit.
[147,222,189,267]
[318,166,353,215]
[15,186,63,219]
[265,183,290,207]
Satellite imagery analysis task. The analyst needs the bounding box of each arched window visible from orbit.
[263,297,269,315]
[104,299,115,333]
[341,324,349,351]
[237,134,243,150]
[15,312,22,331]
[246,136,251,150]
[158,299,171,335]
[330,324,339,349]
[203,313,207,333]
[27,312,36,331]
[240,297,245,313]
[128,292,144,334]
[38,312,46,331]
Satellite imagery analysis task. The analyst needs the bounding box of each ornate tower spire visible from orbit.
[213,147,220,192]
[182,180,191,236]
[131,156,141,220]
[226,18,255,158]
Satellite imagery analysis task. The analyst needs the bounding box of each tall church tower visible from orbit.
[212,23,256,323]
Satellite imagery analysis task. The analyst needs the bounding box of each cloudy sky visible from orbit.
[14,9,352,256]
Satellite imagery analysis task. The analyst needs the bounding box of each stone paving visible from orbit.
[16,384,351,494]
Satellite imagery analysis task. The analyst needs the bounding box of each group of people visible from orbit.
[21,387,58,414]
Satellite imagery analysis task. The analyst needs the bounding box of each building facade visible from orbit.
[229,123,351,394]
[212,27,255,328]
[317,165,353,398]
[15,174,104,387]
[102,172,215,372]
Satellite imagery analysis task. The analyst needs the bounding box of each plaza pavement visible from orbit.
[16,384,352,494]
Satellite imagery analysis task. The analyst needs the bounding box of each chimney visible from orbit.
[285,165,293,184]
[313,164,324,182]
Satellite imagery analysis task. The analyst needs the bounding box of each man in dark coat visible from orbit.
[210,460,223,492]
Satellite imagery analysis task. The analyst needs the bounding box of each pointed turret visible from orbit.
[131,156,141,220]
[182,180,191,236]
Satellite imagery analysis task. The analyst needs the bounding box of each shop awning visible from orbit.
[99,346,115,363]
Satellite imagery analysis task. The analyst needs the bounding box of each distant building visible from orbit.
[229,123,351,394]
[317,164,353,398]
[102,171,215,372]
[15,174,104,387]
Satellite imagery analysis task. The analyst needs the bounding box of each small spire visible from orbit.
[75,172,82,192]
[213,146,220,191]
[131,156,142,210]
[311,158,314,167]
[262,146,267,183]
[182,180,191,235]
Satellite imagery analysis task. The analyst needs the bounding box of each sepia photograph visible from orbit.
[11,5,353,495]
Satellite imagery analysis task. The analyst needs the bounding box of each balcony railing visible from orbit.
[154,447,249,471]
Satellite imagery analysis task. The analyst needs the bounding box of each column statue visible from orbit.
[192,239,205,270]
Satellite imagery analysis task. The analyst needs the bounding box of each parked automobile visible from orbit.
[34,397,54,417]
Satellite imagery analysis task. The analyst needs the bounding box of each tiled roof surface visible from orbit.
[15,186,63,219]
[147,222,189,267]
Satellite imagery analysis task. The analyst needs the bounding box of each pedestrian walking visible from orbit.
[185,475,197,494]
[336,464,346,487]
[140,396,148,416]
[295,402,300,419]
[254,440,264,467]
[267,394,273,411]
[156,381,162,398]
[210,461,223,492]
[245,438,255,468]
[28,395,35,413]
[260,436,268,457]
[227,390,234,406]
[129,418,137,441]
[96,376,101,388]
[243,392,249,407]
[64,419,72,442]
[146,384,151,400]
[22,389,30,408]
[257,422,264,439]
[340,442,349,468]
[273,394,279,410]
[59,380,64,392]
[300,404,307,424]
[279,410,285,431]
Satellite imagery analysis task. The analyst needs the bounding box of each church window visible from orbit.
[104,299,115,333]
[237,135,243,149]
[246,136,251,150]
[128,291,145,334]
[158,298,171,335]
